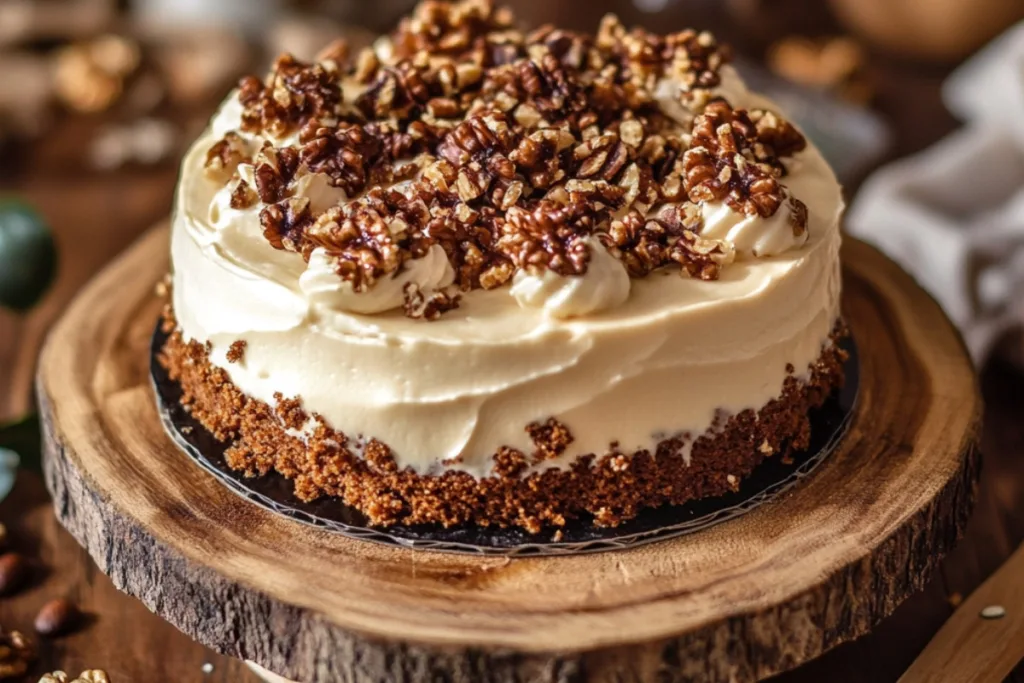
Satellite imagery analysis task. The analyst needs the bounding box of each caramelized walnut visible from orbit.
[573,132,631,182]
[603,202,713,278]
[225,0,817,302]
[683,99,799,220]
[750,109,806,159]
[498,200,593,276]
[305,188,432,290]
[389,0,518,62]
[670,230,735,280]
[252,144,301,204]
[437,111,517,167]
[300,124,384,197]
[357,62,434,121]
[403,283,461,320]
[260,198,312,251]
[204,132,252,183]
[238,54,343,139]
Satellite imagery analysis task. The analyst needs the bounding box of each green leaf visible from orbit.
[0,413,42,475]
[0,198,58,312]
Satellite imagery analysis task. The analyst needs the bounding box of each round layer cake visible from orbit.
[160,0,847,532]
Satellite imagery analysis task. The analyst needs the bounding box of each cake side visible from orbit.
[159,307,847,531]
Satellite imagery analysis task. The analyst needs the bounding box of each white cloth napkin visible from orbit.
[847,21,1024,365]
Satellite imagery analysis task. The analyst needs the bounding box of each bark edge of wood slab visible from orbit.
[36,225,982,683]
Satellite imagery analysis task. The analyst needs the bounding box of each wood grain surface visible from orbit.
[31,223,980,682]
[898,543,1024,683]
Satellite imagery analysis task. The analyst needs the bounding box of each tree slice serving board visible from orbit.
[38,224,982,683]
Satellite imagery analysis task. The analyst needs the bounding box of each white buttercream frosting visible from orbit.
[300,244,454,314]
[654,65,752,127]
[509,237,631,318]
[699,195,807,259]
[170,56,845,479]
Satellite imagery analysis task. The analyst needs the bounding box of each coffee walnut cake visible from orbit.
[160,0,847,533]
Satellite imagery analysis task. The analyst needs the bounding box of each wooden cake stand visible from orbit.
[38,224,981,683]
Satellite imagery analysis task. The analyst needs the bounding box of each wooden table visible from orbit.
[1,2,1023,680]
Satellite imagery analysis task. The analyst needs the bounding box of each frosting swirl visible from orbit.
[509,236,631,318]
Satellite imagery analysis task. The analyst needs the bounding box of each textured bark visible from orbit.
[37,226,981,683]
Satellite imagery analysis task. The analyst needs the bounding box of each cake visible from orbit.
[160,0,847,533]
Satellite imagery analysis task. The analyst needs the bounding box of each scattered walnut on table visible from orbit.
[0,629,33,679]
[53,35,140,114]
[38,671,111,683]
[34,598,82,638]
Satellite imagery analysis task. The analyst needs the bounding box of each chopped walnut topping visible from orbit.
[508,127,575,189]
[223,0,815,311]
[437,111,517,167]
[683,99,807,231]
[238,54,344,139]
[596,14,731,92]
[300,123,384,197]
[204,132,252,183]
[499,201,596,275]
[390,0,518,62]
[252,143,301,204]
[574,132,632,181]
[305,188,433,290]
[602,201,726,278]
[671,230,735,280]
[750,109,807,159]
[357,62,435,121]
[260,198,313,252]
[478,261,515,289]
[229,180,258,210]
[403,283,461,320]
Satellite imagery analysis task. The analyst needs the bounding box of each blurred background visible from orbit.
[1,0,1024,681]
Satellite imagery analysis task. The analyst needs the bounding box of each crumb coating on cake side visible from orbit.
[159,307,848,532]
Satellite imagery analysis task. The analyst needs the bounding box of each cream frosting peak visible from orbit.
[300,244,454,314]
[510,236,631,318]
[700,197,807,259]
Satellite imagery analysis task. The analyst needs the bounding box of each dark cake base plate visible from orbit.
[150,324,859,556]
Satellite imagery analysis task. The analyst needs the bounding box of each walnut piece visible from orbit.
[0,629,33,679]
[403,283,461,320]
[204,132,252,183]
[39,671,111,683]
[683,98,807,234]
[238,54,344,139]
[499,201,594,276]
